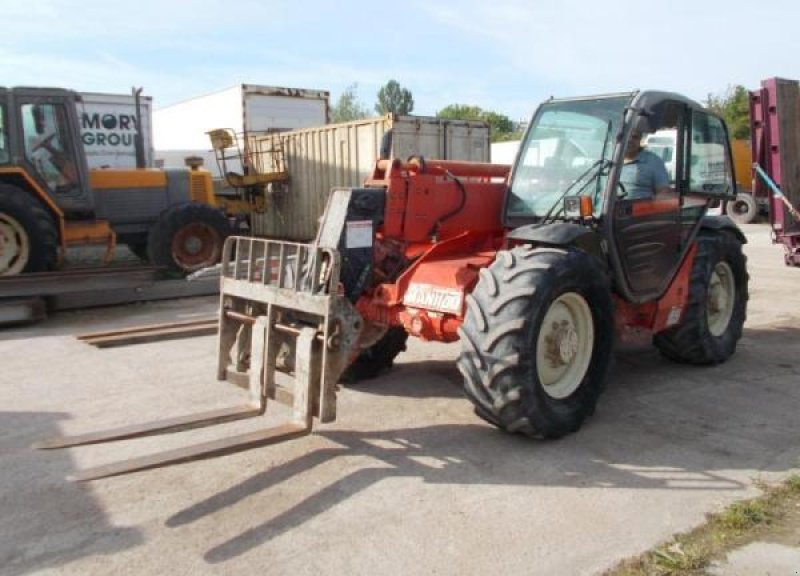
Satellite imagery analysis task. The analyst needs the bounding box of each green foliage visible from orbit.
[375,80,414,116]
[331,83,370,123]
[650,539,708,572]
[437,104,521,142]
[706,85,751,140]
[718,500,772,531]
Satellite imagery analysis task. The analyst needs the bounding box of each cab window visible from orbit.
[0,104,8,164]
[689,111,733,196]
[21,103,79,194]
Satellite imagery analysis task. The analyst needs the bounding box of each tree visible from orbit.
[375,80,414,116]
[436,104,521,142]
[706,85,750,140]
[331,83,370,123]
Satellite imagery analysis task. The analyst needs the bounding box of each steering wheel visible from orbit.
[33,133,57,152]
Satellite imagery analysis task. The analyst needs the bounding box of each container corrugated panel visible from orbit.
[250,115,489,240]
[774,79,800,210]
[391,116,490,162]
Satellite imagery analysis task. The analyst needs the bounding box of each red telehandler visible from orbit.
[38,90,749,481]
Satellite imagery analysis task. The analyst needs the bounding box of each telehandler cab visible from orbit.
[39,90,748,481]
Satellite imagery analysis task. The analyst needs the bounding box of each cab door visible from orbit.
[613,100,686,299]
[612,101,736,302]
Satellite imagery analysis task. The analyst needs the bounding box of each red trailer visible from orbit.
[750,78,800,266]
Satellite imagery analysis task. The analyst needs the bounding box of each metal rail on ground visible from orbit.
[0,266,220,327]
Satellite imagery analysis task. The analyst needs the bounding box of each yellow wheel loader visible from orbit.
[0,87,231,275]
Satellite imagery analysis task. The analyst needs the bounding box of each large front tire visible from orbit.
[147,203,231,274]
[654,230,748,364]
[458,246,615,439]
[0,185,58,276]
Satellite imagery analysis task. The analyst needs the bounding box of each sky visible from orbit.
[1,0,798,122]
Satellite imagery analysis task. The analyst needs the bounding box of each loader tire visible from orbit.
[457,246,614,439]
[147,203,231,274]
[340,327,408,383]
[726,193,757,224]
[0,185,58,276]
[654,230,748,364]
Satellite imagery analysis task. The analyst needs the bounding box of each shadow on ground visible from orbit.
[159,323,800,564]
[0,411,142,576]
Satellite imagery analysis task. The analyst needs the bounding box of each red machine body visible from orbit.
[352,158,696,343]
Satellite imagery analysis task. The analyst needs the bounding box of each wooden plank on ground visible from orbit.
[78,318,218,348]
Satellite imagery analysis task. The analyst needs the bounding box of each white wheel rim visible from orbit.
[536,292,594,399]
[707,261,735,337]
[0,213,29,275]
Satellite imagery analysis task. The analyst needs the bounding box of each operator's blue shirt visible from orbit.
[620,149,670,200]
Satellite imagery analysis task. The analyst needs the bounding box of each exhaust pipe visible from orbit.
[132,87,146,169]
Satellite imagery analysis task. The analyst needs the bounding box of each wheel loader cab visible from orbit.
[0,87,231,276]
[505,91,737,301]
[1,88,94,215]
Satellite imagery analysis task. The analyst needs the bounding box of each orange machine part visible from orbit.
[89,169,167,190]
[614,242,698,338]
[63,220,117,263]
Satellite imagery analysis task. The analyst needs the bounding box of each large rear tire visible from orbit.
[654,230,748,364]
[458,246,615,439]
[0,185,58,276]
[147,203,231,274]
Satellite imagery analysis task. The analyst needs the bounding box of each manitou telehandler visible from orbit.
[39,90,749,481]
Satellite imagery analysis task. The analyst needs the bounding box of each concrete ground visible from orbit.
[1,223,799,576]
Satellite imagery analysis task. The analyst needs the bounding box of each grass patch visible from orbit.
[605,474,800,576]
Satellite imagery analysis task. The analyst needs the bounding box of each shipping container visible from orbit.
[248,114,490,240]
[77,91,154,169]
[153,84,330,167]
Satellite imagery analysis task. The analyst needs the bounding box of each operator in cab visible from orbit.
[619,127,671,200]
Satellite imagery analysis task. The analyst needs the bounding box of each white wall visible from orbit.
[153,87,242,150]
[491,140,520,165]
[154,149,219,175]
[153,85,331,172]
